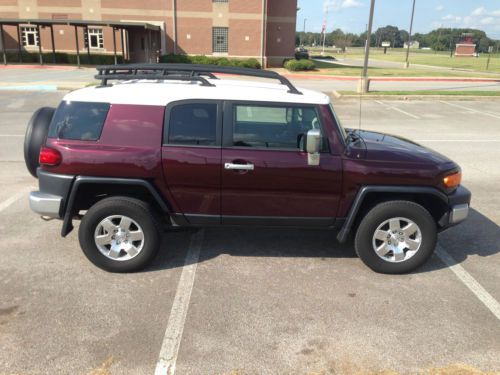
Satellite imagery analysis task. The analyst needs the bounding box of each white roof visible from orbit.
[63,78,330,106]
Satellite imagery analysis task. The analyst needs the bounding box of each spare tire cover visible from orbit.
[24,107,55,178]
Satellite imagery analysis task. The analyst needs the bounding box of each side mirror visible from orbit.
[304,129,321,166]
[305,129,321,153]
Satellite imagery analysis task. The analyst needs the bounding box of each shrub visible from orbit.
[5,51,123,65]
[237,58,261,69]
[283,59,316,71]
[159,54,261,69]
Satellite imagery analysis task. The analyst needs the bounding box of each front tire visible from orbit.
[354,200,437,274]
[78,197,161,272]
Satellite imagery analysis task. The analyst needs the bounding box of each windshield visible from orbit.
[329,103,348,143]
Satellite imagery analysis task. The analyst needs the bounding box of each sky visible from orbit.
[296,0,500,39]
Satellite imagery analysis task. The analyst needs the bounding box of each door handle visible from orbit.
[224,163,255,171]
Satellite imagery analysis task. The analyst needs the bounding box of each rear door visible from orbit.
[220,101,342,226]
[161,100,222,224]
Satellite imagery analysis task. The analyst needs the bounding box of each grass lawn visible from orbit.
[299,60,500,78]
[309,47,500,73]
[337,90,500,96]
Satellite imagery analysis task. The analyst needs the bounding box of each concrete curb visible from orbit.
[282,73,500,83]
[329,91,500,101]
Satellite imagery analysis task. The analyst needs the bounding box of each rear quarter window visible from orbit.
[48,101,110,141]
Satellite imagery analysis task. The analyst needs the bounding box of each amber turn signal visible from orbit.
[443,171,462,188]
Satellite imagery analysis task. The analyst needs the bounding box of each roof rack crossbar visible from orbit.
[94,63,301,94]
[96,74,216,87]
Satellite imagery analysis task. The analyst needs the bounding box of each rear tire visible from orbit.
[24,107,55,177]
[354,200,437,274]
[78,197,161,272]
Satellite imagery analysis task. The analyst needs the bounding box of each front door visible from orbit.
[221,102,342,226]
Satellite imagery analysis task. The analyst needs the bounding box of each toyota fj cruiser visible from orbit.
[25,64,471,274]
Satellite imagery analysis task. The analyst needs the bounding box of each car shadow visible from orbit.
[146,207,499,275]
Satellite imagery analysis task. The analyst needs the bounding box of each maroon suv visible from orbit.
[25,64,471,274]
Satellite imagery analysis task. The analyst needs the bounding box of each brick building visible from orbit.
[455,34,476,57]
[0,0,297,66]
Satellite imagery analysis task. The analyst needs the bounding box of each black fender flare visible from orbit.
[61,176,171,237]
[336,185,449,243]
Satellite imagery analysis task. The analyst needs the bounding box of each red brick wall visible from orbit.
[229,0,262,14]
[265,0,297,65]
[176,17,212,55]
[101,0,168,9]
[455,44,475,56]
[176,0,212,12]
[37,0,81,6]
[1,0,297,64]
[228,19,261,56]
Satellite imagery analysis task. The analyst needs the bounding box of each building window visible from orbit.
[85,28,104,49]
[212,27,228,53]
[213,0,229,2]
[21,26,39,47]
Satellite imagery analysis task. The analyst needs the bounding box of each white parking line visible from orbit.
[436,245,500,321]
[0,189,29,213]
[155,229,205,375]
[375,100,420,119]
[439,101,500,119]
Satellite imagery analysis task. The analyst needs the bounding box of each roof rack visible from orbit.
[94,64,302,95]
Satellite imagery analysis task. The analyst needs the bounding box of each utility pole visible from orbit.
[404,0,416,68]
[449,28,454,58]
[359,0,375,93]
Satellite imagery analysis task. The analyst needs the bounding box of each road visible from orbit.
[0,91,499,375]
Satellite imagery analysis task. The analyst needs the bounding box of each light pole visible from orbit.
[301,18,307,46]
[404,0,416,68]
[359,0,375,93]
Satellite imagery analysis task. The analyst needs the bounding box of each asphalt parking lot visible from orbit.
[0,91,499,375]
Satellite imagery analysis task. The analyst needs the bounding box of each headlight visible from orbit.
[443,171,462,189]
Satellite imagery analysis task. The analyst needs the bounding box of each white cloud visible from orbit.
[463,16,473,25]
[435,5,444,11]
[480,16,496,25]
[491,10,500,16]
[442,14,462,23]
[341,0,363,8]
[471,7,486,16]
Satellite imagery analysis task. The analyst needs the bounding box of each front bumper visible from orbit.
[439,185,471,228]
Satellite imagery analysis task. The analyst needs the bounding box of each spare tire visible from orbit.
[24,107,55,178]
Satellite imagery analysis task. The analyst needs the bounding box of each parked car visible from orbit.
[25,64,470,273]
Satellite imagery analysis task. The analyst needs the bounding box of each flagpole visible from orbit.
[322,5,328,55]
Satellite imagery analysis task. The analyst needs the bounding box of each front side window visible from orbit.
[212,27,228,53]
[21,26,39,47]
[48,101,109,141]
[233,104,327,150]
[86,28,104,49]
[167,103,217,146]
